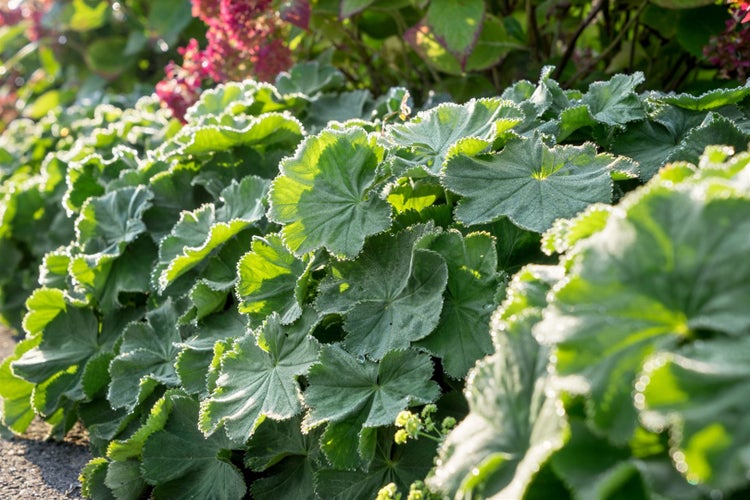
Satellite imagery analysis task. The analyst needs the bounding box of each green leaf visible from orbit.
[651,82,750,111]
[537,181,750,444]
[71,236,156,312]
[665,112,749,166]
[387,98,523,176]
[339,0,375,18]
[424,0,485,64]
[199,310,320,442]
[303,345,440,430]
[154,176,269,291]
[145,0,193,46]
[175,310,247,396]
[268,127,391,258]
[75,186,154,258]
[551,421,644,500]
[315,224,447,359]
[236,233,310,326]
[108,301,182,411]
[142,392,246,499]
[60,0,110,31]
[428,314,566,498]
[104,460,147,500]
[444,135,618,233]
[170,112,304,157]
[640,338,750,491]
[85,37,134,78]
[416,230,501,378]
[275,60,345,96]
[0,336,38,433]
[245,416,324,500]
[580,72,646,127]
[315,429,438,499]
[541,204,613,256]
[81,458,116,500]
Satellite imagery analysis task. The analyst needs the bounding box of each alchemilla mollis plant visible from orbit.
[1,61,750,498]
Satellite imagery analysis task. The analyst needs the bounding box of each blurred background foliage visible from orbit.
[2,0,749,127]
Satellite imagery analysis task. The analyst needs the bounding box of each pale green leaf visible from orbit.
[315,224,447,359]
[416,231,501,378]
[236,233,309,326]
[142,392,246,499]
[444,135,617,232]
[275,60,345,96]
[640,338,750,491]
[537,182,750,443]
[303,345,440,429]
[154,176,269,291]
[75,186,153,257]
[428,314,565,498]
[199,310,320,442]
[268,127,391,258]
[387,98,524,176]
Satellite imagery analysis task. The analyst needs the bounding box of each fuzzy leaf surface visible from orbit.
[303,345,439,430]
[236,233,308,326]
[537,182,750,443]
[142,392,246,499]
[200,311,320,442]
[416,231,501,378]
[315,225,447,359]
[387,98,523,176]
[428,314,565,498]
[108,301,182,411]
[640,338,750,491]
[268,127,391,258]
[444,135,616,232]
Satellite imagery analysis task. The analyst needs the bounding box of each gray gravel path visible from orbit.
[0,328,91,499]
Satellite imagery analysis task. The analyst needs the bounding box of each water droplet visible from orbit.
[157,39,169,52]
[356,354,366,364]
[57,35,67,45]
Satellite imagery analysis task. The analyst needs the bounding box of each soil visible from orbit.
[0,327,92,499]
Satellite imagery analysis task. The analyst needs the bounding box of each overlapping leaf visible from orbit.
[161,112,304,158]
[108,300,182,411]
[10,289,117,416]
[244,416,324,500]
[153,175,268,291]
[235,233,310,326]
[639,338,750,491]
[175,309,247,396]
[315,429,438,499]
[303,344,440,431]
[416,230,502,378]
[315,224,447,359]
[387,98,524,176]
[444,134,623,232]
[268,127,391,258]
[199,310,320,442]
[536,179,750,443]
[75,185,154,258]
[427,313,565,498]
[141,392,246,499]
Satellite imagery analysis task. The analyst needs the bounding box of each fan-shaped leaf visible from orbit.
[444,134,619,232]
[268,127,391,258]
[315,224,447,359]
[199,310,320,442]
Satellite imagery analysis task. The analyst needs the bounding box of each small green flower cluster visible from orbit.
[376,480,433,500]
[394,404,456,445]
